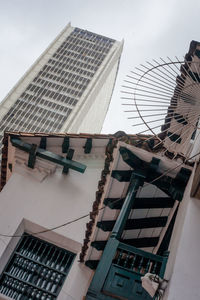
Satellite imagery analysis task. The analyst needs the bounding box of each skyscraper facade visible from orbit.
[0,23,123,147]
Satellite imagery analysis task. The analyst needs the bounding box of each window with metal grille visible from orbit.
[0,233,75,299]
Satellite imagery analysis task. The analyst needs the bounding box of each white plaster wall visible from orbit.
[164,169,200,300]
[189,127,200,162]
[0,151,104,299]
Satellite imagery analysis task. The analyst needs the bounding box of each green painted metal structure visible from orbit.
[87,172,146,300]
[84,138,93,154]
[10,137,86,174]
[86,147,191,300]
[62,137,70,153]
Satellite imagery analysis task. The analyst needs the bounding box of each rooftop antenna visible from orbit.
[122,55,200,160]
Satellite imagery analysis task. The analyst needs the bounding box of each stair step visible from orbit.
[112,170,132,182]
[104,197,174,210]
[91,237,159,251]
[85,260,99,270]
[124,237,159,248]
[97,216,168,232]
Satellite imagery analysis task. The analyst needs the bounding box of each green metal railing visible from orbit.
[114,242,167,278]
[99,242,168,300]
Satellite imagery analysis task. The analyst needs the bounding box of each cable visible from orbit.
[0,148,198,239]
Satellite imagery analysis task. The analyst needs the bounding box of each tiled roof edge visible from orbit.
[0,133,9,191]
[79,137,117,262]
[5,131,115,139]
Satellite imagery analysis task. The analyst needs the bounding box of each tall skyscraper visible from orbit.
[0,23,123,146]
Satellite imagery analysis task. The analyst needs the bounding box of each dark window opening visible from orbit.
[0,233,75,299]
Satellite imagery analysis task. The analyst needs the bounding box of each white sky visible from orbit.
[0,0,200,134]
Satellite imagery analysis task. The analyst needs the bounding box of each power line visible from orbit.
[0,148,197,239]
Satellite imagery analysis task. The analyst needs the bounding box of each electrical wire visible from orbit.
[0,147,198,239]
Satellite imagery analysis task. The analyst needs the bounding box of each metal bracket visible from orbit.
[63,148,75,174]
[39,137,47,149]
[28,144,37,169]
[11,137,86,174]
[84,138,92,154]
[62,137,70,153]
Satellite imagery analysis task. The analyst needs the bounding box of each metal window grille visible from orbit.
[0,233,75,299]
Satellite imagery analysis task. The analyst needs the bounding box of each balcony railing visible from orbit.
[100,242,167,300]
[114,242,167,277]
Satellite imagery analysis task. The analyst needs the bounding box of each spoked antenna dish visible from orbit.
[122,55,200,159]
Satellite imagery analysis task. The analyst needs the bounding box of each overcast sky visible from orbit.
[0,0,200,134]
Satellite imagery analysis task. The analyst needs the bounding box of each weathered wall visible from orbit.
[164,168,200,300]
[0,143,106,299]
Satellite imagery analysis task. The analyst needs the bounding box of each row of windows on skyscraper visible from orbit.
[0,26,120,154]
[0,28,114,138]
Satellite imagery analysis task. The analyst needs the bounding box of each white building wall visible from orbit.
[163,168,200,300]
[0,141,107,299]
